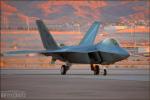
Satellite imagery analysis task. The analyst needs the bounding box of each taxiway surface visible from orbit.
[1,68,149,100]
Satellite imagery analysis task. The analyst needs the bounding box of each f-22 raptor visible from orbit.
[6,20,130,75]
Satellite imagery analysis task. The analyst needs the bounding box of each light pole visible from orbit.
[77,23,80,32]
[4,16,8,29]
[131,23,136,54]
[26,17,30,31]
[74,23,80,32]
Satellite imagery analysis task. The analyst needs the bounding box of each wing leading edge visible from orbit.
[4,45,97,56]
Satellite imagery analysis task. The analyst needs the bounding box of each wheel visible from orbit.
[103,69,107,76]
[94,65,99,75]
[61,65,67,75]
[90,64,94,71]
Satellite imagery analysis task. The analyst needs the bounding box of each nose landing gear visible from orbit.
[60,62,71,75]
[61,65,68,75]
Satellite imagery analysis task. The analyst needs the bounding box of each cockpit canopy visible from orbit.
[100,38,120,46]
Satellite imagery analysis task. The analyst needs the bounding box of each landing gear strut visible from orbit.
[91,64,100,75]
[61,65,68,75]
[90,64,107,75]
[60,62,71,75]
[94,65,100,75]
[103,68,107,76]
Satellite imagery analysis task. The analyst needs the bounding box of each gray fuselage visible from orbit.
[53,38,129,65]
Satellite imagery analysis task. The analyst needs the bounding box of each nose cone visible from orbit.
[120,49,130,59]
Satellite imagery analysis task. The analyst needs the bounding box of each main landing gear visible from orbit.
[60,62,71,75]
[60,63,107,75]
[103,68,107,76]
[90,64,107,75]
[91,64,99,75]
[61,65,69,75]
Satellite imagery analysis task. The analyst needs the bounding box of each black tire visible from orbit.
[103,69,107,76]
[94,65,99,75]
[61,65,67,75]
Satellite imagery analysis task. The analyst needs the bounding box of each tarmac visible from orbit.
[1,68,150,100]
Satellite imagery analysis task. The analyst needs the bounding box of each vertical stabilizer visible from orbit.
[36,20,59,50]
[79,21,101,45]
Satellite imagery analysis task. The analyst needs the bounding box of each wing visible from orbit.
[4,45,97,55]
[3,49,64,62]
[4,50,47,55]
[3,46,98,64]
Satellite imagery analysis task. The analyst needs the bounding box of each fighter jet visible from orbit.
[5,20,130,75]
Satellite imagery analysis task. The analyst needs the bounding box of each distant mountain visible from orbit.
[1,1,149,30]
